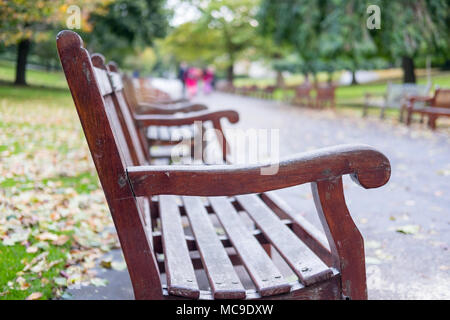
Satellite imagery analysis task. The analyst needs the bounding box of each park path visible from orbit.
[194,92,450,299]
[66,89,450,300]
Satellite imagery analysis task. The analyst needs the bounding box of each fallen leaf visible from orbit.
[26,246,39,253]
[90,278,109,287]
[396,225,420,235]
[26,292,43,300]
[366,257,382,265]
[52,235,69,246]
[111,261,127,271]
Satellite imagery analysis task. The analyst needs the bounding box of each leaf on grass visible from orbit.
[35,232,59,241]
[26,246,39,253]
[26,292,43,300]
[52,235,70,246]
[54,277,67,286]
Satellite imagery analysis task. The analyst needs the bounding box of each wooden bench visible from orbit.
[57,30,391,300]
[406,88,450,130]
[133,77,189,105]
[260,85,277,100]
[292,83,313,107]
[364,81,431,120]
[315,85,336,109]
[94,57,236,163]
[122,74,207,115]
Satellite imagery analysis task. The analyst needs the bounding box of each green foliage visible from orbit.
[0,0,64,44]
[85,0,169,65]
[375,0,449,60]
[161,0,262,81]
[258,0,449,81]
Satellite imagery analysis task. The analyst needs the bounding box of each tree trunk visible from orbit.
[351,70,358,85]
[276,70,284,88]
[402,56,416,83]
[226,64,234,85]
[15,38,31,85]
[327,71,333,84]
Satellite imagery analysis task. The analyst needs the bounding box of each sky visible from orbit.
[165,0,201,26]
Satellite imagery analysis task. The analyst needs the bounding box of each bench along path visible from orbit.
[66,90,450,300]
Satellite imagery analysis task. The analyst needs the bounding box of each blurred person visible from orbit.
[202,66,215,95]
[185,66,199,98]
[178,62,188,98]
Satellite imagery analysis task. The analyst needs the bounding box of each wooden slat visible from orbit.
[93,67,112,95]
[147,126,159,140]
[182,196,246,299]
[158,126,171,141]
[236,194,333,286]
[259,192,332,266]
[136,197,153,249]
[159,195,199,298]
[209,197,291,297]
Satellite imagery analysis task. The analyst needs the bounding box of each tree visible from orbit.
[258,0,327,83]
[319,0,379,85]
[85,0,169,66]
[376,0,449,83]
[164,0,261,84]
[0,0,108,85]
[258,0,383,85]
[0,0,63,85]
[258,0,449,84]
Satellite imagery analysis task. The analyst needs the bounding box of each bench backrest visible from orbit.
[93,55,150,166]
[295,83,312,96]
[433,88,450,108]
[386,82,431,107]
[135,77,172,103]
[316,85,335,99]
[56,30,161,299]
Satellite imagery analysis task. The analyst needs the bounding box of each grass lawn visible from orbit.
[0,61,119,300]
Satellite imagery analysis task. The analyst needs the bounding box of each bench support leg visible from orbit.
[312,178,367,300]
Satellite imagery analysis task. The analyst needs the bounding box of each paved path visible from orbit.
[66,92,450,300]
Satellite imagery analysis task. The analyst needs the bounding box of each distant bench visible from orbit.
[363,81,432,120]
[406,88,450,130]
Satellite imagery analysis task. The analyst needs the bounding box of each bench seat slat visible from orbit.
[259,192,332,265]
[159,195,200,298]
[147,126,159,141]
[209,197,291,297]
[182,196,246,299]
[158,126,171,141]
[236,194,333,286]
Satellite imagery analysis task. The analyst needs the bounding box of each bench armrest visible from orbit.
[134,109,239,127]
[127,144,390,196]
[135,102,208,115]
[407,95,433,103]
[152,97,190,105]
